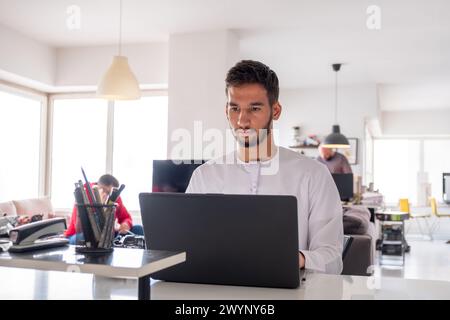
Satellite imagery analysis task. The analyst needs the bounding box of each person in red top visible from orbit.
[65,174,143,244]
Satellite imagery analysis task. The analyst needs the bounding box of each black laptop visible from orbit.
[139,193,300,288]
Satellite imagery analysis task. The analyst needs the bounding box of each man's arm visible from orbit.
[300,166,344,274]
[115,197,133,233]
[299,251,305,269]
[64,205,77,237]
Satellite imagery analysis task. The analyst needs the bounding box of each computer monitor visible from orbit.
[139,193,300,288]
[332,173,354,201]
[152,160,205,193]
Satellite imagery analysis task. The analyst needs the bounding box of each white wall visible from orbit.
[381,109,450,136]
[167,30,239,159]
[0,24,168,89]
[56,43,168,87]
[276,84,379,176]
[0,23,55,86]
[379,83,450,111]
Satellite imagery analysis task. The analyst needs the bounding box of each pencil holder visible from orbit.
[75,203,117,254]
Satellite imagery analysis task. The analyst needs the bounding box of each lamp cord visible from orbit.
[334,70,338,125]
[118,0,122,56]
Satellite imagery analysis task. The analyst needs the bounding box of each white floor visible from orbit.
[374,237,450,282]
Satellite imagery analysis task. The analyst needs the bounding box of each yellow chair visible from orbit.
[399,198,410,213]
[429,197,450,237]
[400,198,433,240]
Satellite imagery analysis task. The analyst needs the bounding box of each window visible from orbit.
[0,90,43,201]
[424,140,450,203]
[373,138,450,206]
[51,99,108,209]
[50,94,168,211]
[373,139,420,205]
[113,96,168,210]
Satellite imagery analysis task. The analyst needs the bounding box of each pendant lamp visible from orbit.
[97,0,141,100]
[322,63,350,149]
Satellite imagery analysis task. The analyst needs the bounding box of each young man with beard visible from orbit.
[186,60,343,274]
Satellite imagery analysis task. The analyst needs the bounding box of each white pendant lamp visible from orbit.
[322,63,350,149]
[97,0,141,100]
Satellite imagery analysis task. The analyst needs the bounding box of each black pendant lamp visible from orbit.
[322,63,350,149]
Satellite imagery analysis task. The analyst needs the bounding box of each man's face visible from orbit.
[98,183,113,202]
[226,83,281,148]
[319,146,334,160]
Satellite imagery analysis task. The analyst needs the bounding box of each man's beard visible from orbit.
[233,117,272,148]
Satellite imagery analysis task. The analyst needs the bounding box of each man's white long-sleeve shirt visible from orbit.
[186,146,344,274]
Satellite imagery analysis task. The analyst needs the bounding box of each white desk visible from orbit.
[0,246,186,300]
[0,267,449,300]
[149,272,450,300]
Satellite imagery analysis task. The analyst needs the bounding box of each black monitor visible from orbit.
[152,160,205,193]
[332,173,354,201]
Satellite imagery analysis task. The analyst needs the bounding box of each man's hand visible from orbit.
[118,222,131,235]
[299,252,305,269]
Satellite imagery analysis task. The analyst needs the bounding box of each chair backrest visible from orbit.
[429,197,438,216]
[399,198,410,214]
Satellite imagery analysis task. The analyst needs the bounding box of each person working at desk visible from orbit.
[186,60,343,274]
[316,145,352,174]
[65,174,143,244]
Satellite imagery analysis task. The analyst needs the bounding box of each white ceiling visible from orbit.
[1,0,448,47]
[1,0,450,108]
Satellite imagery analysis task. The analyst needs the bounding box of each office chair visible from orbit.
[400,198,433,240]
[429,197,450,241]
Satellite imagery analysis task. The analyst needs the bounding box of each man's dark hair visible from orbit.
[225,60,279,106]
[98,174,119,187]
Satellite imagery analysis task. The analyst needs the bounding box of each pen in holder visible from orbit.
[75,203,117,254]
[73,169,126,254]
